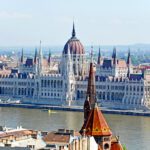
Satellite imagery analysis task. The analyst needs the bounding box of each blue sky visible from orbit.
[0,0,150,46]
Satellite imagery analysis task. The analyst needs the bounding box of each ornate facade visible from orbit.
[0,24,150,110]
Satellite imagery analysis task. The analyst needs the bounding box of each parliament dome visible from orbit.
[63,23,85,55]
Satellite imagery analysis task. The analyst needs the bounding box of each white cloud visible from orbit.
[0,11,32,20]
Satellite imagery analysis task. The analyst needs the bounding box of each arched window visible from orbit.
[77,90,80,99]
[54,80,56,88]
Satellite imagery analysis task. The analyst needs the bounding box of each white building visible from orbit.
[0,24,150,110]
[0,126,46,149]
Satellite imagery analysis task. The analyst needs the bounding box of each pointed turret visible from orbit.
[21,48,24,63]
[86,46,96,108]
[66,44,73,76]
[48,50,51,66]
[127,48,132,66]
[127,67,130,78]
[34,48,37,64]
[83,103,112,137]
[65,44,75,106]
[38,41,43,75]
[72,22,76,38]
[127,49,132,78]
[112,47,117,65]
[80,47,96,133]
[97,47,102,65]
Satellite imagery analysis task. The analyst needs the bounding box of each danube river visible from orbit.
[0,107,150,150]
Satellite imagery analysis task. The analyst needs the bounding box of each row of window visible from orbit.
[41,80,63,88]
[41,92,61,97]
[0,81,34,86]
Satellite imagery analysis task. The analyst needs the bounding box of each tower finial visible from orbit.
[72,22,76,37]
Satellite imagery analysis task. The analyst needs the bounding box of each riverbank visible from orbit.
[0,103,150,117]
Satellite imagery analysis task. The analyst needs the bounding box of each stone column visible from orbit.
[79,137,82,150]
[72,139,76,150]
[82,137,87,150]
[75,139,79,150]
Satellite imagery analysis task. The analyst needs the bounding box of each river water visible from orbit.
[0,107,150,150]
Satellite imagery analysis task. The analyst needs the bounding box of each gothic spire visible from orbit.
[39,40,43,59]
[72,22,76,37]
[66,44,73,76]
[38,41,43,75]
[127,48,131,66]
[21,48,24,63]
[34,48,37,64]
[80,48,96,134]
[97,47,101,64]
[112,47,117,65]
[127,66,130,78]
[48,50,51,64]
[86,47,96,109]
[127,48,132,78]
[65,44,74,106]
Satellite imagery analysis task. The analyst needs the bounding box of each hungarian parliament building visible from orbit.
[0,24,150,110]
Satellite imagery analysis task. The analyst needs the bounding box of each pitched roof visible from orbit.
[83,103,112,136]
[0,129,36,139]
[43,131,70,145]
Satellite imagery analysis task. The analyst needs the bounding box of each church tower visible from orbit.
[80,56,112,150]
[81,50,96,129]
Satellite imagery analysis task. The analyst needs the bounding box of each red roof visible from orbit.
[111,142,123,150]
[111,136,123,150]
[83,104,112,136]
